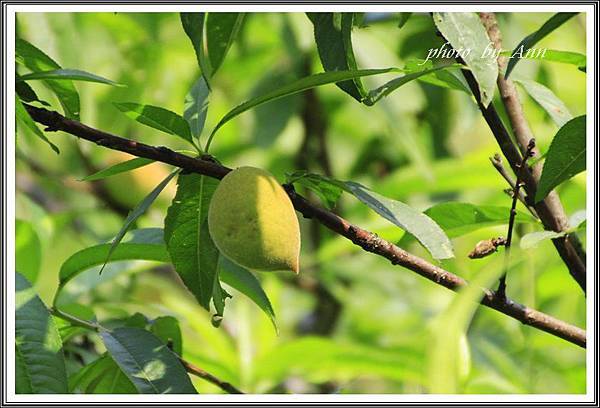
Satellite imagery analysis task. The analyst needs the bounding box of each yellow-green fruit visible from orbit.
[208,166,301,273]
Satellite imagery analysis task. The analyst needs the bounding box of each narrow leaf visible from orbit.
[433,12,498,107]
[535,115,586,202]
[345,181,454,260]
[81,157,154,181]
[515,79,572,127]
[520,230,565,249]
[164,173,219,310]
[18,69,123,86]
[308,13,365,101]
[286,170,343,210]
[180,13,211,78]
[114,103,193,146]
[15,39,80,119]
[16,272,68,394]
[205,13,245,76]
[59,228,169,288]
[365,63,463,105]
[501,49,586,71]
[183,76,210,139]
[101,171,178,273]
[15,95,59,153]
[219,256,277,331]
[101,328,196,394]
[505,13,578,79]
[206,68,396,150]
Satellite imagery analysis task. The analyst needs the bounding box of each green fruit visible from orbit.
[208,166,301,273]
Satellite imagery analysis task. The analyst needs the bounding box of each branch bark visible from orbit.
[476,12,586,292]
[25,103,586,348]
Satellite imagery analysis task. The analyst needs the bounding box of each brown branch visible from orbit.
[489,153,538,218]
[25,103,586,348]
[180,359,244,394]
[477,12,586,293]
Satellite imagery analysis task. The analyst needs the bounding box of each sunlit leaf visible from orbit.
[18,69,124,86]
[180,13,210,78]
[432,12,498,107]
[515,79,573,127]
[286,171,344,210]
[81,157,154,181]
[345,181,454,259]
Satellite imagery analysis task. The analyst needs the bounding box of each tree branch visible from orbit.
[25,103,586,348]
[477,12,586,292]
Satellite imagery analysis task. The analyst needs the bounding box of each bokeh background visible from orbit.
[16,12,586,393]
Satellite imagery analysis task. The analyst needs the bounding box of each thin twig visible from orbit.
[25,104,586,348]
[497,139,537,299]
[478,12,586,292]
[489,153,538,218]
[179,359,244,394]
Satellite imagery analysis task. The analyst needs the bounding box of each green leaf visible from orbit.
[364,63,464,105]
[15,39,80,119]
[403,59,470,93]
[219,256,277,332]
[432,12,498,107]
[150,316,183,356]
[15,272,68,394]
[307,13,365,101]
[114,103,194,146]
[69,353,137,394]
[569,209,586,229]
[206,68,396,150]
[397,12,412,29]
[345,182,454,260]
[101,327,196,394]
[514,79,572,127]
[501,49,586,70]
[164,173,219,310]
[535,115,586,203]
[15,219,42,283]
[59,228,170,289]
[180,13,211,79]
[520,230,565,249]
[15,95,59,153]
[18,69,123,86]
[81,157,154,181]
[16,75,49,105]
[205,13,245,76]
[183,76,210,139]
[504,13,578,79]
[101,170,178,274]
[405,202,536,243]
[286,171,343,210]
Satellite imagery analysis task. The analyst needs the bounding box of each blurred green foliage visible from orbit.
[15,12,586,394]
